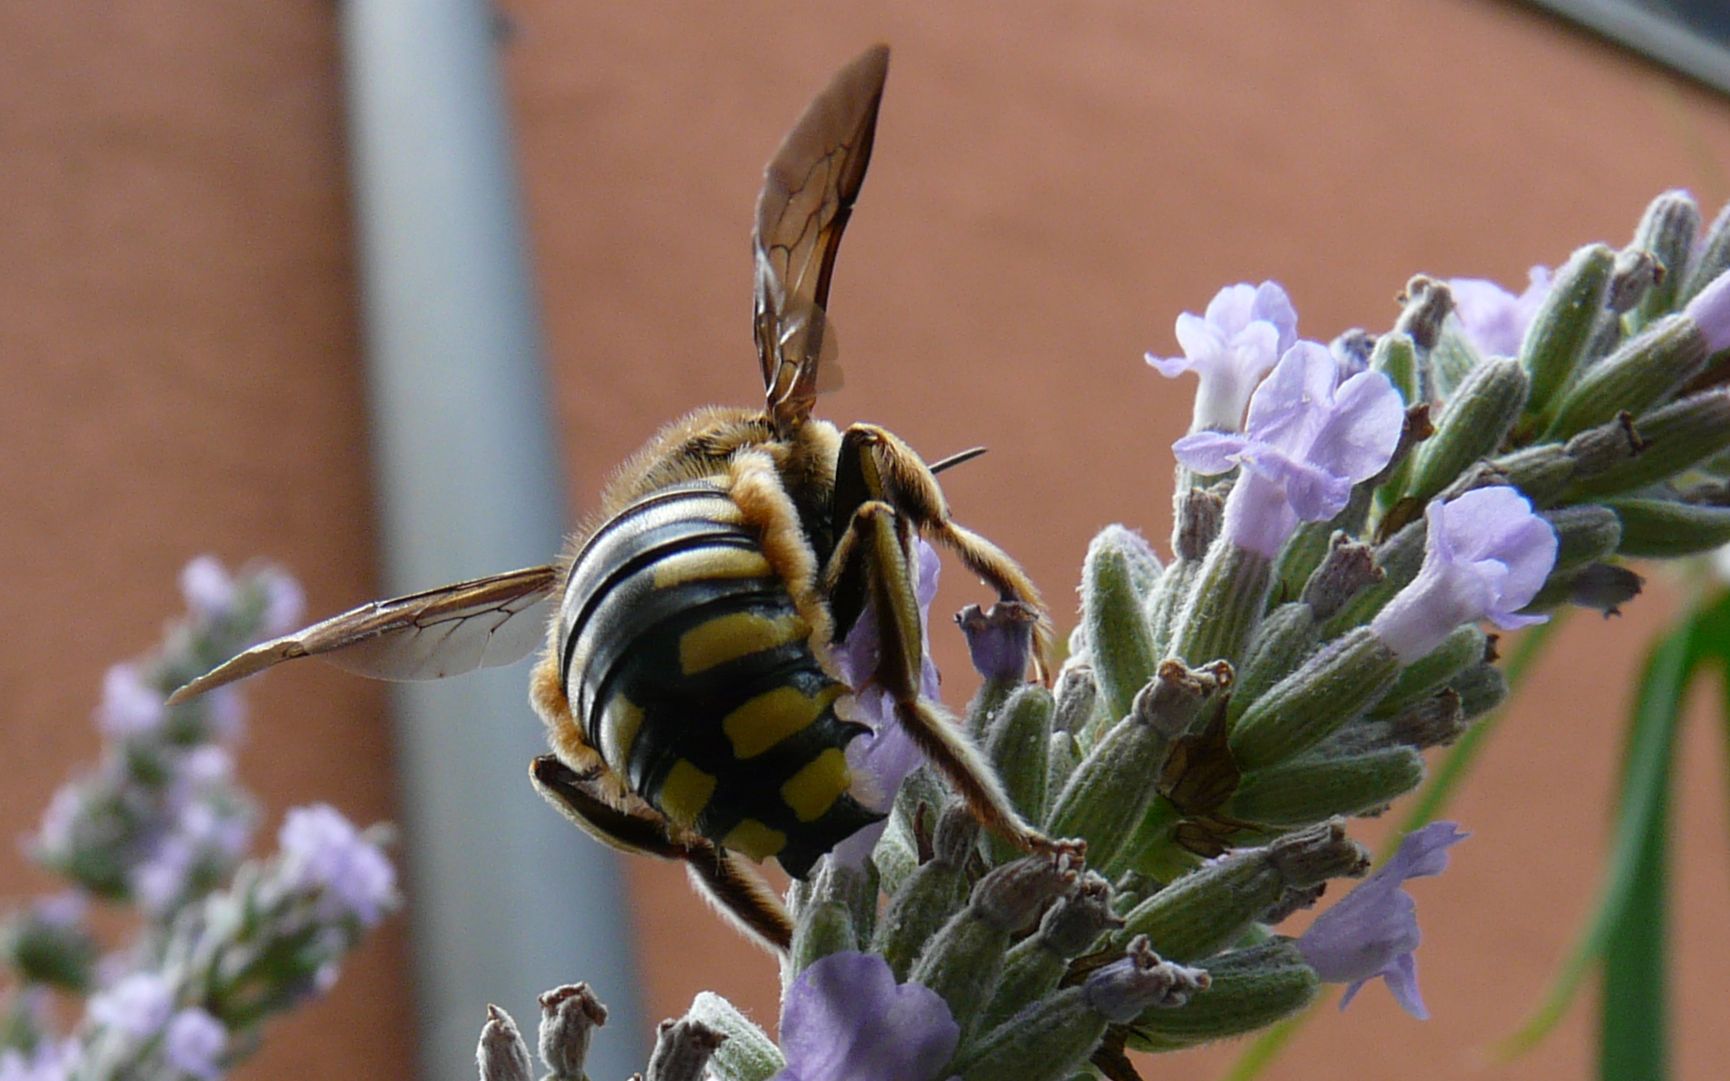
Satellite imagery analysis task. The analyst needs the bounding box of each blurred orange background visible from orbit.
[4,2,1729,1078]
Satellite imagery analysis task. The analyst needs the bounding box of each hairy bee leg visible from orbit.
[529,756,793,954]
[835,501,1057,855]
[834,424,1057,683]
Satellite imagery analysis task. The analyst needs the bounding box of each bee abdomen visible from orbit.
[560,481,880,877]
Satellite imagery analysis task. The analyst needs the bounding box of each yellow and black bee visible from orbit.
[171,45,1055,951]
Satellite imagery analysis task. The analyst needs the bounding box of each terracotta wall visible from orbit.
[5,2,1729,1079]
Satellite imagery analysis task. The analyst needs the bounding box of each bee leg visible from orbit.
[833,423,1057,683]
[832,501,1063,856]
[529,756,793,954]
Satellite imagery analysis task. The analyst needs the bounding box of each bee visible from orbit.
[170,45,1057,951]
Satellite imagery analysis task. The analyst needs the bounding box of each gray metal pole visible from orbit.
[337,4,643,1077]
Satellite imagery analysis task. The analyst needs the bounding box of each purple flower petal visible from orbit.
[278,805,397,927]
[1187,343,1403,557]
[1448,267,1551,357]
[1371,490,1558,660]
[96,664,165,739]
[164,1008,227,1080]
[88,972,175,1038]
[179,557,238,623]
[1297,822,1465,1020]
[773,952,959,1081]
[1150,282,1299,431]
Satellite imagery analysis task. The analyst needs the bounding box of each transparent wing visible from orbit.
[754,44,889,435]
[168,565,559,703]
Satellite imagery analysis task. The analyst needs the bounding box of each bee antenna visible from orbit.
[930,446,989,474]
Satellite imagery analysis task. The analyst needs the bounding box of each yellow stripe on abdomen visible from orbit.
[721,818,787,861]
[780,748,851,823]
[651,546,773,589]
[658,759,718,828]
[721,684,844,759]
[679,612,810,676]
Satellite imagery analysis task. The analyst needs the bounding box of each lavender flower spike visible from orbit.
[772,951,960,1081]
[1370,488,1557,662]
[1447,266,1551,357]
[278,804,397,927]
[1297,821,1467,1019]
[1173,342,1404,558]
[1148,281,1298,431]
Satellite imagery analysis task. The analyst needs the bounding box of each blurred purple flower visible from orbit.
[278,804,396,927]
[1370,488,1556,662]
[1148,281,1299,431]
[88,971,174,1038]
[96,664,165,739]
[1447,267,1550,357]
[830,542,941,868]
[255,568,306,637]
[0,1041,76,1081]
[164,1008,227,1080]
[1174,342,1404,558]
[31,890,88,930]
[772,951,959,1081]
[1684,267,1730,354]
[1297,821,1467,1019]
[180,557,238,622]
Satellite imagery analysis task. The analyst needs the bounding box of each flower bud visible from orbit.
[1374,624,1486,717]
[685,992,784,1081]
[1526,561,1644,615]
[1407,357,1529,504]
[1227,745,1426,827]
[1229,603,1320,720]
[1449,662,1508,720]
[1372,330,1422,403]
[1319,518,1428,636]
[1047,662,1230,873]
[477,1005,532,1081]
[1081,528,1161,721]
[1148,487,1225,657]
[1393,276,1451,353]
[1681,200,1730,304]
[1567,389,1730,499]
[1628,189,1700,331]
[645,1017,726,1081]
[982,873,1120,1031]
[872,803,978,979]
[789,900,857,977]
[1300,536,1382,621]
[1609,491,1730,557]
[538,984,607,1081]
[1544,504,1625,571]
[910,852,1080,1040]
[1229,628,1403,769]
[1521,243,1614,420]
[956,939,1208,1081]
[1543,313,1709,438]
[1046,730,1080,806]
[1051,662,1099,735]
[982,685,1054,863]
[1168,543,1274,670]
[1124,939,1320,1051]
[1117,820,1368,961]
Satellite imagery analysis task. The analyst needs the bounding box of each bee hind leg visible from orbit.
[833,423,1057,683]
[827,501,1069,858]
[528,756,793,954]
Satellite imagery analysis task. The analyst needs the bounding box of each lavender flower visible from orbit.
[1683,267,1730,354]
[956,602,1036,683]
[179,557,239,623]
[1173,342,1404,558]
[277,805,397,927]
[1370,489,1556,662]
[0,1041,75,1081]
[772,951,959,1081]
[87,972,174,1038]
[1296,821,1467,1018]
[95,665,165,740]
[1147,281,1298,431]
[1447,267,1550,357]
[164,1008,227,1080]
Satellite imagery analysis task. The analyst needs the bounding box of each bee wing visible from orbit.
[167,565,560,704]
[754,44,889,435]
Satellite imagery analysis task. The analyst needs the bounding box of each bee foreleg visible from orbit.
[528,756,793,955]
[834,502,1064,857]
[834,423,1056,683]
